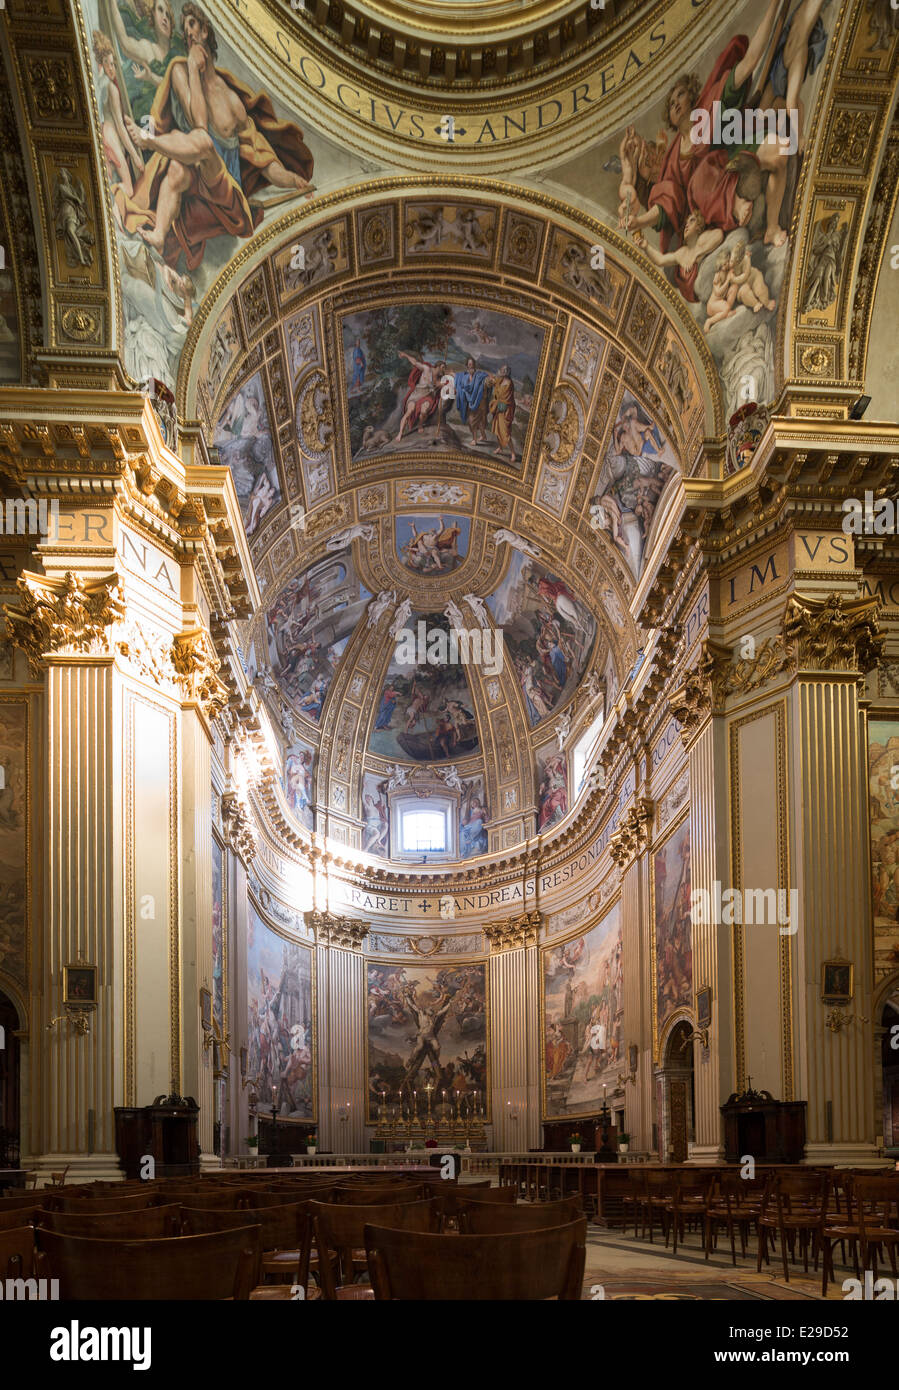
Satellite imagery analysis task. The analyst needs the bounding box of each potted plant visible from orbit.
[618,1132,631,1155]
[306,1131,317,1155]
[569,1132,583,1154]
[245,1135,259,1150]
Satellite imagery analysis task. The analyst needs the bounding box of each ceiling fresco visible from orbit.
[20,0,889,866]
[178,188,711,861]
[83,0,375,391]
[547,0,838,418]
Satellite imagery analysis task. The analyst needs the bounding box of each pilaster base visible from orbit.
[687,1144,727,1165]
[24,1152,124,1186]
[803,1142,884,1167]
[199,1152,223,1171]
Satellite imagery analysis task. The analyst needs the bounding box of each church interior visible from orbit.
[0,0,898,1328]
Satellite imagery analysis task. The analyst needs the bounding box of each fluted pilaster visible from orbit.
[489,944,539,1150]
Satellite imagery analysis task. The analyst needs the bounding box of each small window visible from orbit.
[400,808,446,853]
[573,709,606,794]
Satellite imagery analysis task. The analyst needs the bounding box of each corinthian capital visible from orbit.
[220,791,256,866]
[483,909,542,951]
[304,909,370,950]
[783,592,883,674]
[608,797,654,869]
[171,628,229,719]
[3,569,125,674]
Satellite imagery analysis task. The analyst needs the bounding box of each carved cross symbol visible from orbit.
[418,899,431,914]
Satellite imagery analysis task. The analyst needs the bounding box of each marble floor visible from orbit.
[580,1222,843,1300]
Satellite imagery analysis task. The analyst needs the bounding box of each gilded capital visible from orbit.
[171,628,229,719]
[220,791,257,866]
[608,797,654,869]
[305,909,370,949]
[3,570,125,674]
[483,909,542,951]
[783,592,883,674]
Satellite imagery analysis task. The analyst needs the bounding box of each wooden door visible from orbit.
[669,1080,687,1163]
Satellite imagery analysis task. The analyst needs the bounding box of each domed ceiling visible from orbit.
[57,0,853,864]
[179,189,706,862]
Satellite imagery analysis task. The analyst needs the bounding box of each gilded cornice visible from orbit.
[0,390,259,621]
[304,909,370,950]
[3,569,124,674]
[483,909,542,951]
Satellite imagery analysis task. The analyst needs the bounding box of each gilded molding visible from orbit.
[483,909,542,951]
[608,797,654,869]
[305,909,370,950]
[3,569,124,674]
[171,628,229,719]
[783,592,884,674]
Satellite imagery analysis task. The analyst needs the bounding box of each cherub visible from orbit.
[633,210,723,294]
[704,249,739,333]
[727,233,776,313]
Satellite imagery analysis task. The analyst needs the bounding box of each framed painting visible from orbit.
[199,986,212,1034]
[64,963,97,1007]
[821,958,853,1007]
[695,986,712,1031]
[541,902,622,1119]
[365,960,488,1124]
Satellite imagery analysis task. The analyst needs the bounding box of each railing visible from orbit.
[286,1151,600,1174]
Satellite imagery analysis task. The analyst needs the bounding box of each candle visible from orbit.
[272,1086,277,1104]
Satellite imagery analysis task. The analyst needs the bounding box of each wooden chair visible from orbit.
[621,1170,646,1238]
[459,1195,583,1234]
[366,1219,588,1300]
[58,1192,155,1215]
[180,1202,313,1290]
[242,1189,310,1209]
[852,1177,899,1281]
[0,1189,60,1213]
[37,1205,183,1239]
[0,1226,36,1279]
[0,1202,46,1229]
[310,1198,439,1299]
[161,1188,252,1211]
[757,1171,829,1282]
[704,1171,765,1266]
[35,1226,262,1300]
[48,1165,70,1188]
[640,1169,675,1243]
[662,1170,716,1255]
[331,1183,426,1205]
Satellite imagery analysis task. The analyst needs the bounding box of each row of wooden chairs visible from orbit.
[607,1166,899,1293]
[0,1189,587,1300]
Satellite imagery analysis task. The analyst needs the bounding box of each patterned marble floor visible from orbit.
[580,1225,840,1300]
